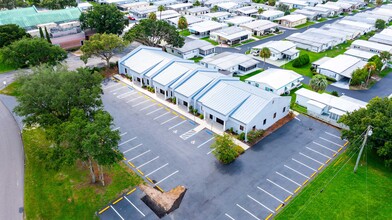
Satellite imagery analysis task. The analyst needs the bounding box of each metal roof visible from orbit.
[174,39,214,53]
[201,52,258,70]
[174,71,221,98]
[152,61,199,87]
[245,68,302,90]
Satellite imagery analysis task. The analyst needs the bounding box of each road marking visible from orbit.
[117,91,136,99]
[248,195,275,213]
[111,127,120,131]
[127,188,136,195]
[306,147,332,159]
[319,137,343,147]
[120,132,127,136]
[145,163,169,177]
[103,83,121,90]
[113,197,123,204]
[310,171,317,178]
[257,187,283,203]
[292,158,317,172]
[267,179,293,195]
[168,120,186,130]
[207,148,216,155]
[265,213,273,220]
[236,204,262,220]
[98,206,110,214]
[180,129,198,140]
[284,165,309,179]
[275,172,301,186]
[318,164,324,171]
[118,137,137,146]
[313,142,337,153]
[124,196,146,217]
[275,204,283,212]
[126,96,143,103]
[225,213,235,220]
[294,186,301,193]
[197,137,214,148]
[155,170,179,185]
[284,195,292,202]
[325,132,341,139]
[146,107,164,115]
[123,143,143,154]
[299,152,324,165]
[110,205,124,220]
[139,103,156,111]
[161,116,178,125]
[128,150,151,161]
[303,179,309,185]
[128,161,135,167]
[153,112,170,120]
[132,99,150,107]
[110,86,126,93]
[137,156,159,169]
[294,117,301,121]
[156,185,164,192]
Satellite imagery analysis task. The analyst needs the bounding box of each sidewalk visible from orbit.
[113,74,250,150]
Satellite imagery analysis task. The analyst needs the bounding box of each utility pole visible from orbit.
[354,125,372,173]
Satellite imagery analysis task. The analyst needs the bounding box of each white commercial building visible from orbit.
[315,54,367,81]
[251,40,299,61]
[245,68,303,95]
[188,20,228,37]
[210,26,252,46]
[200,52,259,75]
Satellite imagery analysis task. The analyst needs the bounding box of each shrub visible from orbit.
[211,134,239,164]
[331,91,339,97]
[171,97,176,104]
[247,129,264,144]
[199,114,204,119]
[189,105,194,113]
[292,54,310,68]
[193,108,198,115]
[238,132,245,141]
[233,145,245,155]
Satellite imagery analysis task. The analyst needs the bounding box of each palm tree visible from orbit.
[379,51,391,63]
[178,16,188,30]
[309,74,328,92]
[259,47,271,69]
[365,62,376,87]
[148,12,157,21]
[211,5,218,12]
[158,5,165,20]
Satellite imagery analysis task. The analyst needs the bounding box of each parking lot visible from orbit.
[98,80,348,220]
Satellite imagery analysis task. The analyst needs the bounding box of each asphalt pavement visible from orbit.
[0,98,24,220]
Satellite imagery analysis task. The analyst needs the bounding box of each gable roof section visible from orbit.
[246,68,302,90]
[152,61,199,87]
[174,71,222,98]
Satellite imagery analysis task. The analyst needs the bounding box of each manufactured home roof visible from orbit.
[201,52,258,70]
[168,15,203,26]
[245,68,303,90]
[189,20,228,33]
[318,54,366,78]
[211,26,251,40]
[253,40,296,52]
[225,16,255,25]
[185,6,210,13]
[260,10,284,18]
[351,40,392,53]
[344,49,376,60]
[240,19,278,30]
[275,14,307,22]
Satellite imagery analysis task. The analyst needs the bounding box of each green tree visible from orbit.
[368,55,383,72]
[178,16,188,30]
[379,51,391,63]
[210,134,239,164]
[81,33,126,67]
[211,17,218,22]
[365,61,377,86]
[148,12,157,21]
[277,3,289,13]
[309,74,328,92]
[80,4,128,35]
[259,47,271,69]
[0,24,30,48]
[14,65,103,128]
[40,0,77,9]
[124,19,184,47]
[268,0,276,6]
[376,0,383,6]
[158,5,165,20]
[44,27,52,43]
[258,8,264,14]
[339,97,392,167]
[211,5,219,12]
[0,38,67,68]
[375,19,386,30]
[193,0,201,6]
[350,68,368,86]
[39,27,45,39]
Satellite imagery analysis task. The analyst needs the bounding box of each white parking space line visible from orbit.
[306,147,332,159]
[137,156,159,169]
[132,99,150,107]
[197,137,214,148]
[103,83,121,90]
[319,137,343,147]
[313,142,337,153]
[123,144,143,154]
[117,91,135,99]
[236,204,262,220]
[292,158,317,172]
[248,195,275,213]
[120,132,128,136]
[128,150,151,161]
[124,196,146,217]
[161,116,178,125]
[110,205,124,220]
[180,129,197,140]
[299,152,324,165]
[225,213,235,220]
[111,127,120,131]
[168,120,187,130]
[110,86,126,93]
[139,103,156,111]
[284,165,309,179]
[325,132,341,139]
[118,92,136,99]
[145,163,169,177]
[275,172,301,187]
[126,96,143,103]
[155,170,179,185]
[146,107,164,115]
[294,117,301,121]
[207,149,215,155]
[257,186,283,203]
[118,137,137,146]
[153,112,170,120]
[284,165,310,179]
[267,179,294,195]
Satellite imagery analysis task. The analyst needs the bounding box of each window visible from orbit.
[273,112,277,119]
[252,126,256,130]
[209,114,213,120]
[263,119,266,125]
[183,101,188,107]
[137,77,141,82]
[240,125,244,131]
[283,107,286,112]
[147,79,149,85]
[125,68,128,74]
[160,89,164,94]
[216,118,224,125]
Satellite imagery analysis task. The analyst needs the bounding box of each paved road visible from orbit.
[0,99,24,220]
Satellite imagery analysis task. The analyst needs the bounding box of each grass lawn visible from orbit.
[237,69,263,81]
[283,41,353,78]
[295,21,316,29]
[201,37,219,46]
[359,31,376,40]
[24,128,143,220]
[189,56,203,63]
[379,67,392,78]
[317,18,328,22]
[253,33,275,40]
[179,29,191,37]
[0,54,16,74]
[231,39,255,48]
[276,147,392,219]
[0,80,22,96]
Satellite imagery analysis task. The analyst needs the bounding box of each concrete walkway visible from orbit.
[113,74,250,150]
